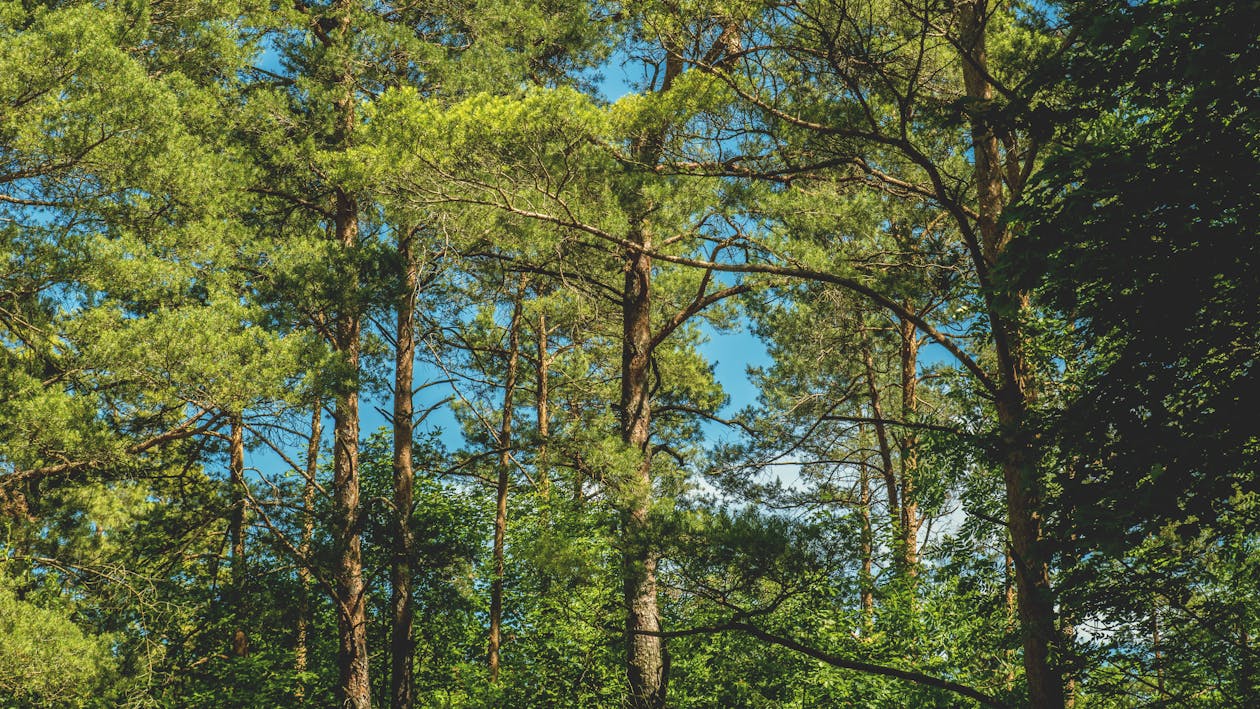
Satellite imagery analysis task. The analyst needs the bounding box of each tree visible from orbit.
[608,1,1070,702]
[1011,0,1260,702]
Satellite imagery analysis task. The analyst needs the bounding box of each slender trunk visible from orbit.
[861,344,901,552]
[296,401,320,699]
[1059,521,1079,709]
[956,4,1062,706]
[1004,546,1017,691]
[1004,547,1017,626]
[570,396,586,503]
[858,427,874,634]
[1238,619,1251,700]
[535,312,550,499]
[897,316,920,571]
[1234,619,1244,700]
[1061,615,1077,708]
[622,238,664,709]
[391,231,418,708]
[229,415,249,657]
[489,293,523,682]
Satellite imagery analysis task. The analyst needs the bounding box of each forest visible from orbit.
[1,0,1257,707]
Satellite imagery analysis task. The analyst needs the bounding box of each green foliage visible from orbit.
[0,0,1255,706]
[0,585,118,707]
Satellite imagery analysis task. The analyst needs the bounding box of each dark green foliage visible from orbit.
[1016,0,1260,545]
[1010,0,1260,703]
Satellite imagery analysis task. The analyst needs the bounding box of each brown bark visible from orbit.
[229,415,249,657]
[1004,546,1018,691]
[1152,602,1164,706]
[861,344,902,554]
[985,91,1063,709]
[621,235,665,709]
[391,230,418,708]
[898,316,920,572]
[322,1,370,703]
[488,292,523,682]
[618,49,683,709]
[956,4,1063,705]
[331,187,369,708]
[296,401,320,699]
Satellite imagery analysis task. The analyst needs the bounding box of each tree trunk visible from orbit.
[489,291,523,682]
[331,186,369,708]
[1152,601,1165,706]
[391,230,418,708]
[621,238,665,709]
[535,311,550,499]
[615,48,682,709]
[296,401,320,699]
[229,414,249,657]
[956,4,1063,706]
[897,316,920,572]
[861,344,902,555]
[987,140,1063,709]
[327,1,370,703]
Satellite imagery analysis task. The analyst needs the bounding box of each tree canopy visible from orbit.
[1,0,1256,707]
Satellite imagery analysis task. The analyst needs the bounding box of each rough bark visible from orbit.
[956,4,1063,706]
[391,230,418,708]
[489,292,523,682]
[324,1,370,703]
[331,187,369,708]
[618,50,682,709]
[898,315,920,571]
[621,236,664,709]
[228,415,248,657]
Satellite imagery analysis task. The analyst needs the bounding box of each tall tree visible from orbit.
[390,227,419,707]
[624,1,1069,702]
[1012,0,1260,702]
[488,282,525,681]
